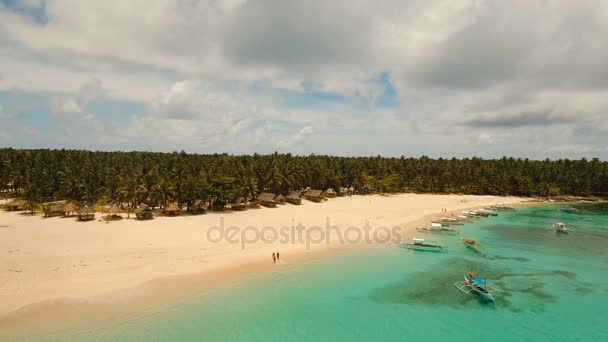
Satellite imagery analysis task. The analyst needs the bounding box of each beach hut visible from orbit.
[249,199,261,208]
[276,194,286,205]
[43,201,67,217]
[78,206,96,221]
[164,203,181,216]
[102,204,123,221]
[286,191,302,205]
[5,199,27,211]
[325,188,337,198]
[189,200,207,215]
[107,204,124,218]
[134,204,153,220]
[231,198,248,211]
[304,189,325,203]
[258,192,277,208]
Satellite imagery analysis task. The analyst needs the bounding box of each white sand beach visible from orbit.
[0,194,525,327]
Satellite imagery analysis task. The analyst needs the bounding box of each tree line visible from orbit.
[1,148,607,210]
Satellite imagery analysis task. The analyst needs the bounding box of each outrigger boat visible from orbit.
[400,238,447,252]
[471,210,490,217]
[552,222,572,234]
[441,217,464,225]
[454,272,500,302]
[461,211,481,219]
[492,203,515,211]
[417,222,459,233]
[560,206,580,214]
[431,220,451,227]
[456,215,473,222]
[462,237,481,251]
[480,208,498,216]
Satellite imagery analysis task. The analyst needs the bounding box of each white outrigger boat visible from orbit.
[441,217,464,225]
[560,206,580,214]
[417,222,459,233]
[471,210,490,217]
[400,238,447,252]
[454,272,500,302]
[462,210,482,218]
[431,220,451,227]
[552,222,572,234]
[456,214,474,222]
[461,211,474,218]
[492,203,515,211]
[480,208,498,216]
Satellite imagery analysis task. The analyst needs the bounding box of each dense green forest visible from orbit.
[1,148,607,209]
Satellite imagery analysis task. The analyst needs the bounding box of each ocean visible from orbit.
[44,204,608,341]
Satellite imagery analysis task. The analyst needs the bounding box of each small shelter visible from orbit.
[78,206,96,221]
[249,199,261,208]
[276,194,286,205]
[189,200,207,215]
[325,188,337,198]
[304,189,325,203]
[231,198,247,211]
[105,204,124,220]
[258,192,277,208]
[164,203,181,216]
[286,191,302,205]
[134,204,153,220]
[44,201,67,217]
[5,199,27,211]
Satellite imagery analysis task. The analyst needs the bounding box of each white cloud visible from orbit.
[276,126,313,150]
[0,1,607,158]
[59,98,82,114]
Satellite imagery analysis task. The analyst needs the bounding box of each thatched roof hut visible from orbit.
[44,201,67,217]
[5,199,27,211]
[78,206,96,221]
[286,191,302,205]
[101,204,124,220]
[107,204,120,215]
[258,192,277,208]
[325,188,337,198]
[134,204,153,220]
[190,200,207,215]
[164,203,181,216]
[304,189,325,202]
[231,198,247,211]
[276,194,286,205]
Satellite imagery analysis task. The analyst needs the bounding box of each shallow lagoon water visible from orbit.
[57,204,608,341]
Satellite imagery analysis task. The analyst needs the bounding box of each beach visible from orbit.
[0,194,524,331]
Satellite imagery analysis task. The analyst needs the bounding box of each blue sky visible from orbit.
[1,0,607,158]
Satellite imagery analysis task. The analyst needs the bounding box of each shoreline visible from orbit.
[0,194,529,336]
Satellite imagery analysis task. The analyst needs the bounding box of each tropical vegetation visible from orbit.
[1,148,607,210]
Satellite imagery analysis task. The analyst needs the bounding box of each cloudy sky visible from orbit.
[1,0,607,159]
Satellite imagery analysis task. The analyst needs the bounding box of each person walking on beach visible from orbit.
[276,252,280,263]
[272,252,276,264]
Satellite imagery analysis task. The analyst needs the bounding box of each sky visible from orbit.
[0,0,607,159]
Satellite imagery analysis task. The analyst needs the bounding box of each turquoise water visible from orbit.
[58,204,608,340]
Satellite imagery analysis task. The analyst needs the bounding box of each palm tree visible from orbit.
[22,184,41,215]
[0,148,607,204]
